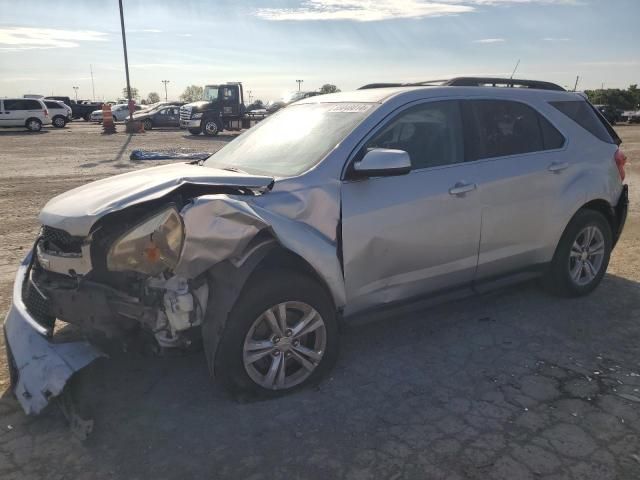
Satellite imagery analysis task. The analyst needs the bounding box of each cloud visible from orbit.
[256,0,576,22]
[178,33,193,37]
[473,38,506,43]
[256,0,473,22]
[0,27,107,50]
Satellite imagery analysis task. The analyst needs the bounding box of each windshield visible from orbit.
[204,86,218,102]
[204,102,374,177]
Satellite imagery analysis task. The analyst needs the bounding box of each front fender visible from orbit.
[175,194,346,308]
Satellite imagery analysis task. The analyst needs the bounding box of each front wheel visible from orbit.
[544,210,612,297]
[210,270,339,396]
[202,119,220,136]
[188,128,201,135]
[143,119,153,130]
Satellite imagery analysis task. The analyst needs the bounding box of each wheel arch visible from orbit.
[24,117,42,127]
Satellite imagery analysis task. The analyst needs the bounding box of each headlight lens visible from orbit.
[191,112,203,119]
[107,207,184,275]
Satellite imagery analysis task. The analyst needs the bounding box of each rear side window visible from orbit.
[24,100,42,110]
[45,101,61,109]
[463,100,564,161]
[549,100,615,144]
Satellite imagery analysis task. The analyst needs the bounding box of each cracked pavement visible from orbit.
[1,123,639,479]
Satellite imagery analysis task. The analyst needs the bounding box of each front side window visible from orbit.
[366,101,464,169]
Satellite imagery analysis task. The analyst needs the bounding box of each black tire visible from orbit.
[202,118,220,137]
[25,118,42,132]
[83,113,91,122]
[544,209,612,297]
[188,128,201,135]
[52,116,67,128]
[210,269,339,397]
[143,118,153,130]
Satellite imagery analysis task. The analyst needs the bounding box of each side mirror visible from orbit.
[352,148,411,178]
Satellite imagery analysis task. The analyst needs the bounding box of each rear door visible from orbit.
[464,99,568,280]
[341,100,482,313]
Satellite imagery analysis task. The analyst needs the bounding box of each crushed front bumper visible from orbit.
[3,252,104,415]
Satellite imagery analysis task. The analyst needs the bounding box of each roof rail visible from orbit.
[359,77,565,92]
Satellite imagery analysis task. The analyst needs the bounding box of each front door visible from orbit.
[341,100,482,314]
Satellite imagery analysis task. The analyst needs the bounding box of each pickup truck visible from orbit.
[45,96,104,122]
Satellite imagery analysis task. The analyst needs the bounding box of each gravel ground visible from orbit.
[0,122,639,479]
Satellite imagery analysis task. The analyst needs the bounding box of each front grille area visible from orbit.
[22,273,55,330]
[41,225,83,254]
[179,106,192,121]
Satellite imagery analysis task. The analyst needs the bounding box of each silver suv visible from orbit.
[4,78,629,413]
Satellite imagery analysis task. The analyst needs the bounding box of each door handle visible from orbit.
[548,161,569,173]
[449,182,477,196]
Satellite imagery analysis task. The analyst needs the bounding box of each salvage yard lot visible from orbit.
[0,122,639,479]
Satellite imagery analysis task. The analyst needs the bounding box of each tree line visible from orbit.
[584,85,640,110]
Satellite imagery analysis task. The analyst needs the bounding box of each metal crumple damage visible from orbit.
[4,309,104,415]
[176,194,346,308]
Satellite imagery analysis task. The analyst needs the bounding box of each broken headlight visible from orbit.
[107,207,184,276]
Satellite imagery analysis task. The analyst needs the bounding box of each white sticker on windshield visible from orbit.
[327,104,372,113]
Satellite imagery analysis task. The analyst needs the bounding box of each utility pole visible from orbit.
[162,80,170,101]
[72,86,79,101]
[296,79,303,91]
[573,75,580,92]
[118,0,134,122]
[247,90,252,104]
[510,59,520,79]
[90,64,96,101]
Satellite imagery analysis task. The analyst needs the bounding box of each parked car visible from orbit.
[45,96,103,121]
[132,104,182,130]
[4,77,629,414]
[620,110,640,123]
[90,103,142,122]
[0,98,51,131]
[43,100,72,128]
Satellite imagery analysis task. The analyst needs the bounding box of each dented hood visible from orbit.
[39,163,274,236]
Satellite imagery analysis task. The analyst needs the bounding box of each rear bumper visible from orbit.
[3,252,103,415]
[613,185,629,247]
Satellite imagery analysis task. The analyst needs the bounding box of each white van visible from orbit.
[0,98,51,131]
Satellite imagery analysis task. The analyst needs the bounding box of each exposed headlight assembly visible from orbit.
[107,207,184,275]
[191,112,203,119]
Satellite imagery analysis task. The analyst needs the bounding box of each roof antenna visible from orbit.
[510,59,520,79]
[573,75,580,92]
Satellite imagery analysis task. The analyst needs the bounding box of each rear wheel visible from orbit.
[143,119,153,130]
[188,128,201,135]
[26,118,42,132]
[544,210,612,297]
[83,113,91,122]
[210,270,338,396]
[52,116,67,128]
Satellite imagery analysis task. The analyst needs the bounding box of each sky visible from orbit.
[0,0,639,103]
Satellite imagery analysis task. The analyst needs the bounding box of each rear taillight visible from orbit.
[614,148,627,181]
[43,109,49,117]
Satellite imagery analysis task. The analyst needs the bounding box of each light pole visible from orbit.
[247,90,252,105]
[118,0,134,122]
[162,80,170,101]
[296,79,303,91]
[72,86,79,101]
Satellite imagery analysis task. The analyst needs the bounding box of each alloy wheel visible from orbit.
[243,301,326,390]
[568,225,605,286]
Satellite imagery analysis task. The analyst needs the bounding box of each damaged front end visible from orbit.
[3,165,278,414]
